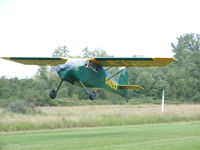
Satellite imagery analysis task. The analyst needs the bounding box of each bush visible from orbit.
[190,94,200,102]
[7,99,39,114]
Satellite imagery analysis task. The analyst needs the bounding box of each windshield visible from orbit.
[55,58,87,72]
[66,58,87,67]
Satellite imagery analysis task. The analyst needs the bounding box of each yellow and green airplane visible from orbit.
[1,57,175,100]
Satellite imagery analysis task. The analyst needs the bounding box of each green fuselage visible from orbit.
[55,60,126,97]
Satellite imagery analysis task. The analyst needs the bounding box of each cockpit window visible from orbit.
[87,62,97,72]
[54,59,97,72]
[84,61,88,66]
[54,64,69,72]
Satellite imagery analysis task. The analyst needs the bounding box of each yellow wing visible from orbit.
[89,57,175,67]
[1,57,68,66]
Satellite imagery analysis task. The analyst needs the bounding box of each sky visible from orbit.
[0,0,200,78]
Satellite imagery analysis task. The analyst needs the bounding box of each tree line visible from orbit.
[0,33,200,106]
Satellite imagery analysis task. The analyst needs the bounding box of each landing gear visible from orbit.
[89,90,96,100]
[49,80,63,99]
[80,81,96,100]
[49,89,57,99]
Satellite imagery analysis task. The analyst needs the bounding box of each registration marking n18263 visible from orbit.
[105,77,118,90]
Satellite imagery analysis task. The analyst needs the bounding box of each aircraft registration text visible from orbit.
[105,77,118,90]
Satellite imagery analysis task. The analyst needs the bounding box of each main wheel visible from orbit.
[89,90,96,100]
[49,89,57,99]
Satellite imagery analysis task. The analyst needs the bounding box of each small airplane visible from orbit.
[1,57,175,100]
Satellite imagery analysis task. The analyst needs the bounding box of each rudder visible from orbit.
[118,70,128,97]
[117,70,143,98]
[118,70,128,85]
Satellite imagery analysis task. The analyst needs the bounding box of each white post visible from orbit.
[161,90,165,112]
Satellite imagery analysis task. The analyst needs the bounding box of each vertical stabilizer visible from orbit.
[118,70,128,97]
[118,70,128,85]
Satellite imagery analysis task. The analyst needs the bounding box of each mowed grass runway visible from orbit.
[0,122,200,150]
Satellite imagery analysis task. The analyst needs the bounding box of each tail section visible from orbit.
[117,70,143,97]
[118,70,128,85]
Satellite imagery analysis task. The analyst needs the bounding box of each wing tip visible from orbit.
[0,57,68,66]
[172,58,176,61]
[1,57,10,60]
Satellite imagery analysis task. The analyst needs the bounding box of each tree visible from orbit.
[172,33,200,66]
[82,47,112,58]
[170,33,200,101]
[53,45,69,57]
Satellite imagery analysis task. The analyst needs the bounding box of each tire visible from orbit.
[89,90,96,100]
[49,89,57,99]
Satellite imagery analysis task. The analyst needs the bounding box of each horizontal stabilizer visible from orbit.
[118,85,144,90]
[1,57,68,66]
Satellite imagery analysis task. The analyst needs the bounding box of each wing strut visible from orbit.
[97,67,128,87]
[80,81,96,100]
[103,60,122,72]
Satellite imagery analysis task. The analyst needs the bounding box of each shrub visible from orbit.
[7,99,39,114]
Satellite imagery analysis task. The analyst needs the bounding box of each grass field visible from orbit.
[0,122,200,150]
[1,105,200,131]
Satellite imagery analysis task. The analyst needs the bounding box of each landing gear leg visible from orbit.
[80,81,96,100]
[49,80,63,99]
[89,90,96,100]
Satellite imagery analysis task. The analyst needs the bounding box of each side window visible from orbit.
[87,62,97,72]
[84,61,88,67]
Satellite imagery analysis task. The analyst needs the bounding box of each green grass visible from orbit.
[1,105,200,131]
[0,122,200,150]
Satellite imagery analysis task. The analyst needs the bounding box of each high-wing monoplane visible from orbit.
[1,57,175,100]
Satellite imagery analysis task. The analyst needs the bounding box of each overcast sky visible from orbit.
[0,0,200,78]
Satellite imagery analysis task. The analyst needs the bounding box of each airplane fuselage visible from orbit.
[54,59,125,96]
